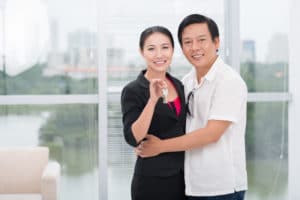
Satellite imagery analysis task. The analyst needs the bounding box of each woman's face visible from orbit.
[141,32,174,73]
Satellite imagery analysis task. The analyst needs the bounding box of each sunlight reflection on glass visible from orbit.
[1,0,49,76]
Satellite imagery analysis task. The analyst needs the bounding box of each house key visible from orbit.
[162,88,168,103]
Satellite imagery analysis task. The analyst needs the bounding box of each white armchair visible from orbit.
[0,147,60,200]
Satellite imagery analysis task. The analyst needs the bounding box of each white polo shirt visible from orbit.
[182,57,248,196]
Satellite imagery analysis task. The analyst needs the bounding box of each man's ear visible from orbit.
[214,37,220,50]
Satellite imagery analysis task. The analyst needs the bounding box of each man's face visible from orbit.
[181,23,219,71]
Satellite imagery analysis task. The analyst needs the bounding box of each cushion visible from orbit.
[0,147,49,193]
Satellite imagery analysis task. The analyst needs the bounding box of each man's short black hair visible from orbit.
[177,14,219,46]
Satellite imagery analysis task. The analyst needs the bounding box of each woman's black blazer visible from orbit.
[121,70,186,177]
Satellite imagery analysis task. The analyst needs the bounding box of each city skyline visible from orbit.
[0,0,289,76]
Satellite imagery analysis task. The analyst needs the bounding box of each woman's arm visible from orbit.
[131,98,157,144]
[126,79,167,145]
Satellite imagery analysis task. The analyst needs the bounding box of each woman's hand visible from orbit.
[149,79,168,103]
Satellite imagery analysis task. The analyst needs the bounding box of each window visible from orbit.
[0,0,99,199]
[240,0,289,199]
[0,0,98,95]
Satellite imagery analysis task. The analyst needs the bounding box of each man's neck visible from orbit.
[196,67,209,83]
[195,56,218,83]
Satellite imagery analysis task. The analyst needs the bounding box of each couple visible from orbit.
[121,14,248,200]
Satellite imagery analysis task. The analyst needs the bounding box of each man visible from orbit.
[137,14,248,200]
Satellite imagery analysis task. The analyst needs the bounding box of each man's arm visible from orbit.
[138,119,231,157]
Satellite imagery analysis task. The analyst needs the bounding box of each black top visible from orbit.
[121,70,186,177]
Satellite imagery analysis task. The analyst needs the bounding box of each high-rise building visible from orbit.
[241,39,256,63]
[265,33,288,64]
[45,27,98,79]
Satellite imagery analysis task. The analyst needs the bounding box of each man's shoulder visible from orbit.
[218,63,245,82]
[214,62,247,92]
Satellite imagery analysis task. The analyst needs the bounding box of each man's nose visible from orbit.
[191,41,199,50]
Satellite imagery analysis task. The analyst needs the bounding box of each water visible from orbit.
[0,115,43,147]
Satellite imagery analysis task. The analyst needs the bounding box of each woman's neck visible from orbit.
[144,70,167,81]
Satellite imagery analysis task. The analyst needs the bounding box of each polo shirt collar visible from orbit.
[190,56,222,88]
[204,56,222,82]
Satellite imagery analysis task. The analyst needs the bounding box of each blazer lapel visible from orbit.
[155,75,186,121]
[170,77,186,121]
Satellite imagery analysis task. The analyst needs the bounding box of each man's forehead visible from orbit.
[182,33,208,40]
[182,24,209,36]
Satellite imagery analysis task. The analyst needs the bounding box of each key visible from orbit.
[162,88,168,103]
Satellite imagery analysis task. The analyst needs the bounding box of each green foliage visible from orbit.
[0,63,97,94]
[245,102,288,160]
[247,159,288,198]
[39,105,98,176]
[240,62,288,92]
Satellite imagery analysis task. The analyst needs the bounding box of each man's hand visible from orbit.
[136,134,163,158]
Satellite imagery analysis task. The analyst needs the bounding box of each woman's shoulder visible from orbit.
[122,79,139,94]
[167,72,183,85]
[123,70,148,91]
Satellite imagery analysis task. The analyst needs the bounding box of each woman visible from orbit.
[121,26,186,200]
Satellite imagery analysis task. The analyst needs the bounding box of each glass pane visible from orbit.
[0,104,98,200]
[108,93,135,200]
[0,0,97,94]
[106,1,224,200]
[246,102,288,200]
[240,0,289,92]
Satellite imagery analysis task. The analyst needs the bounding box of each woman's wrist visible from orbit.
[148,97,158,106]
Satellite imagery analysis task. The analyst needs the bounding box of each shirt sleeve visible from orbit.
[208,76,247,123]
[121,85,144,147]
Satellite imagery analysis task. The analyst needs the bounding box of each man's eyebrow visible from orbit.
[183,34,207,40]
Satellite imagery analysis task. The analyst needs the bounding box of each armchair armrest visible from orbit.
[41,161,61,200]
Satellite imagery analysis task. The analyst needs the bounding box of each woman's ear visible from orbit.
[139,48,144,58]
